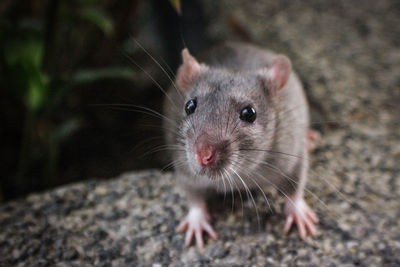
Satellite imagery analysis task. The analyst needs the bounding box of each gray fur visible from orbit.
[164,42,309,200]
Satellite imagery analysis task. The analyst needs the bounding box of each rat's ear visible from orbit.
[176,48,208,94]
[259,55,292,96]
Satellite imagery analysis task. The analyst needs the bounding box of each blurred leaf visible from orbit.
[78,7,114,36]
[56,119,81,142]
[27,68,48,111]
[169,0,181,15]
[5,38,42,67]
[70,67,136,85]
[4,38,48,111]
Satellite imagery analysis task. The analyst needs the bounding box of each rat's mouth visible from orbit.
[187,133,233,180]
[192,150,234,180]
[197,165,223,180]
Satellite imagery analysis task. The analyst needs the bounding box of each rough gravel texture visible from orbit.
[1,0,400,265]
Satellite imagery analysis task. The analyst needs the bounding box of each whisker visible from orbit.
[223,168,236,212]
[132,38,185,102]
[141,145,185,158]
[230,157,273,216]
[252,171,299,213]
[93,103,181,130]
[123,53,180,112]
[135,123,185,139]
[230,166,261,231]
[162,159,176,171]
[239,148,306,160]
[245,172,272,214]
[234,153,333,216]
[230,171,245,217]
[220,168,227,203]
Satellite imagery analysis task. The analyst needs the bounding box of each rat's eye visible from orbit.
[185,98,197,115]
[240,106,257,123]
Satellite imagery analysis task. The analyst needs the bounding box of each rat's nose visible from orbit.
[194,134,216,166]
[196,145,216,166]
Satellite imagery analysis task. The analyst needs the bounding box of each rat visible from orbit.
[163,42,319,248]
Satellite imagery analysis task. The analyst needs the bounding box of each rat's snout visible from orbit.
[194,133,217,166]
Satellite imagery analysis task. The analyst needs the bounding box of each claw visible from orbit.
[177,206,217,248]
[284,196,318,239]
[307,129,320,152]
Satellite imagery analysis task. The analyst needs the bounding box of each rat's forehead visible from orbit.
[191,71,260,98]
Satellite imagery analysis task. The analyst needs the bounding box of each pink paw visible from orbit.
[177,207,217,248]
[284,197,319,239]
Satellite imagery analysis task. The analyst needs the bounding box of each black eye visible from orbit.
[240,106,257,123]
[185,98,197,115]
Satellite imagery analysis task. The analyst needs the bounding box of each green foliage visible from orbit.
[70,67,136,85]
[0,0,136,189]
[78,7,114,36]
[4,37,47,111]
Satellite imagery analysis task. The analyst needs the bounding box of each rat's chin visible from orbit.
[199,168,222,180]
[185,150,232,180]
[187,161,227,180]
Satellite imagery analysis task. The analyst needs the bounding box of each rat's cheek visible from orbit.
[184,147,201,174]
[185,127,194,139]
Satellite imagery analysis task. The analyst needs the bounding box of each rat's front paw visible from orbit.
[284,196,318,239]
[176,206,217,248]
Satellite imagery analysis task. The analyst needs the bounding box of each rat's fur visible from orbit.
[165,42,308,194]
[163,42,314,247]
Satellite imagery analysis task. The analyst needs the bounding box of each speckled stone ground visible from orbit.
[1,0,400,266]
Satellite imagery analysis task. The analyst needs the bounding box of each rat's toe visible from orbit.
[202,221,217,240]
[284,214,294,233]
[284,196,318,238]
[177,220,188,232]
[307,129,320,152]
[177,206,217,248]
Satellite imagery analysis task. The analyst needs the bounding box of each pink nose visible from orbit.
[195,134,216,166]
[196,146,216,166]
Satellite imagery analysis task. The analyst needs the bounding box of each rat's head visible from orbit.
[175,48,291,180]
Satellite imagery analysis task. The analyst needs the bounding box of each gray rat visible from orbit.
[163,42,318,248]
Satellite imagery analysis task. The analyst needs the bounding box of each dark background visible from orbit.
[0,0,213,201]
[2,0,398,203]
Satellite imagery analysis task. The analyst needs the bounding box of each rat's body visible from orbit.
[164,43,318,247]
